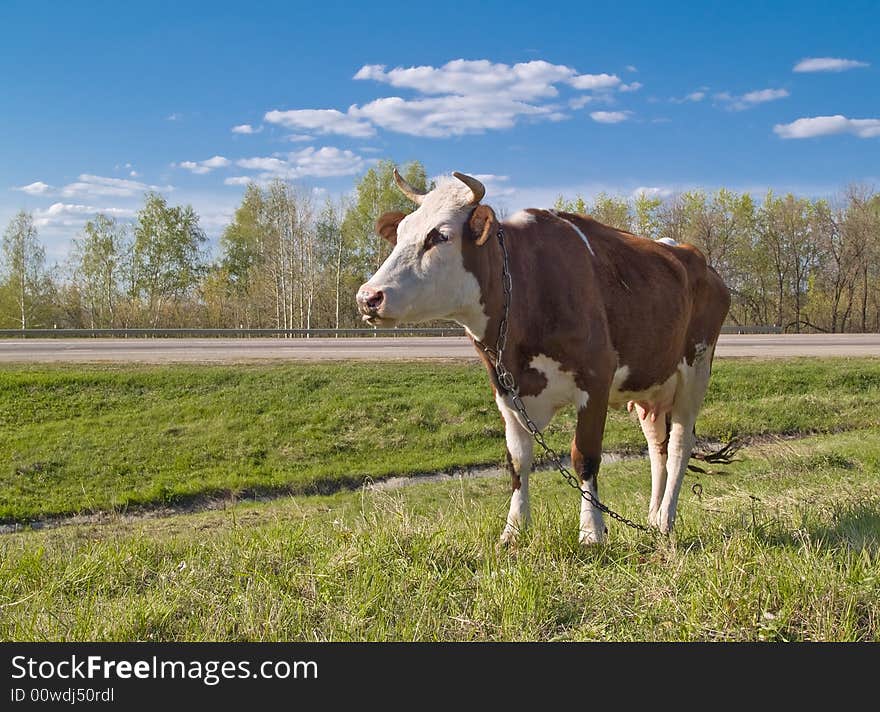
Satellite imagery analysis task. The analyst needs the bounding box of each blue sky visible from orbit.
[2,0,878,261]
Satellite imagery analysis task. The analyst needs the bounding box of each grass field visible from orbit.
[2,359,880,522]
[1,358,879,641]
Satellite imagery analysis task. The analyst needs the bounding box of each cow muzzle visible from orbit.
[356,285,388,325]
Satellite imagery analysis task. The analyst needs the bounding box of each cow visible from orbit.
[356,171,730,545]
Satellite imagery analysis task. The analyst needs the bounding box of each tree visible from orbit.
[69,214,130,328]
[632,191,663,239]
[132,193,207,327]
[589,192,632,232]
[1,211,52,329]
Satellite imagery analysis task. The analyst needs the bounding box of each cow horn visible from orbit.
[452,172,485,204]
[392,168,426,205]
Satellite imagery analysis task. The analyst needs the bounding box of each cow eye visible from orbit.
[424,229,449,250]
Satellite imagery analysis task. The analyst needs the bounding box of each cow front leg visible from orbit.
[572,393,610,545]
[497,398,534,546]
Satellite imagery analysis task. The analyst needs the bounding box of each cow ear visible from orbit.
[376,211,406,245]
[468,205,498,246]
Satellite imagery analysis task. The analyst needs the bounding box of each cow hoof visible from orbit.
[657,510,675,535]
[499,529,518,548]
[579,530,606,546]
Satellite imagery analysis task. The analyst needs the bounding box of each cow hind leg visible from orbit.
[658,356,712,534]
[635,405,671,528]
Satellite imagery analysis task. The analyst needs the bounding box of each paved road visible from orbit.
[0,334,878,363]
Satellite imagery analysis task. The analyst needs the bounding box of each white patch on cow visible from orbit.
[506,209,536,227]
[549,210,595,256]
[608,364,677,410]
[580,478,606,545]
[521,354,590,426]
[657,237,678,246]
[363,176,488,334]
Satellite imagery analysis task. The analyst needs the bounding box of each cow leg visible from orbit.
[658,352,712,534]
[572,392,609,545]
[497,398,535,546]
[635,406,670,528]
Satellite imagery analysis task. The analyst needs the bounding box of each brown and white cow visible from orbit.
[356,171,730,544]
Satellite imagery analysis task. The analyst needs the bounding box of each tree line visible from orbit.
[2,161,878,332]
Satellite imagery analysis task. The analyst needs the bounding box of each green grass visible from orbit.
[2,359,880,522]
[1,429,877,641]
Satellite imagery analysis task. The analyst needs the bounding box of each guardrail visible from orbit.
[0,324,782,338]
[0,327,467,338]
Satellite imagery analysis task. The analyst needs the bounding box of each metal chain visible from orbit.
[474,227,655,535]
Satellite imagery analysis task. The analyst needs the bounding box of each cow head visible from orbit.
[356,170,498,336]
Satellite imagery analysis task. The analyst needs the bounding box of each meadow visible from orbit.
[0,358,878,641]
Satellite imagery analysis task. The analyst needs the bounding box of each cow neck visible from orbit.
[460,227,507,354]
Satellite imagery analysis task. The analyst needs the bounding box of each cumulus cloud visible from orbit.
[14,181,53,195]
[264,108,375,138]
[773,115,880,139]
[261,58,624,139]
[350,94,564,138]
[793,57,869,73]
[590,110,631,124]
[230,146,368,185]
[178,155,231,174]
[355,59,620,99]
[231,124,262,134]
[60,174,172,199]
[619,82,643,93]
[569,95,592,109]
[716,88,789,111]
[33,202,135,228]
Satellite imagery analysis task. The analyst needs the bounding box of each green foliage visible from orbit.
[0,211,53,328]
[132,193,207,326]
[69,214,131,328]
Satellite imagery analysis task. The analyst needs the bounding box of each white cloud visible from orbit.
[283,134,313,142]
[569,95,592,109]
[793,57,869,73]
[716,88,789,111]
[224,176,253,186]
[671,91,706,104]
[632,186,673,199]
[264,108,375,138]
[129,170,139,177]
[14,181,53,195]
[351,94,564,138]
[233,146,367,183]
[231,123,262,134]
[590,110,631,124]
[355,59,619,99]
[178,155,231,174]
[774,115,880,139]
[619,82,643,93]
[33,202,135,228]
[60,174,172,198]
[166,113,181,121]
[625,65,638,73]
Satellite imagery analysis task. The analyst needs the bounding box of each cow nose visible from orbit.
[357,286,384,313]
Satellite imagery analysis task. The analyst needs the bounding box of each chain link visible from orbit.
[474,227,655,536]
